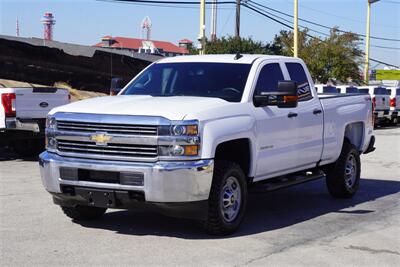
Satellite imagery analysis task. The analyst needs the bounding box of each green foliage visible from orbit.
[271,29,363,84]
[203,36,274,55]
[195,30,362,84]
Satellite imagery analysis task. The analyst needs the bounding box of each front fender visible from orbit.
[200,115,257,176]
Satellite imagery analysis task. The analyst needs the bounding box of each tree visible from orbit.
[202,36,274,55]
[271,29,363,84]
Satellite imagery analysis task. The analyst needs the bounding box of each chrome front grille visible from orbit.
[57,140,158,158]
[57,120,158,136]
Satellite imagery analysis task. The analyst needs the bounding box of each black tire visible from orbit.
[61,205,107,221]
[204,160,248,235]
[12,139,44,157]
[391,117,398,126]
[324,141,361,198]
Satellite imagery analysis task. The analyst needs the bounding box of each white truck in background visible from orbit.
[387,87,399,125]
[0,87,70,156]
[39,55,375,235]
[358,86,391,126]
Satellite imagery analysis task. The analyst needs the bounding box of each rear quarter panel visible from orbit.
[319,94,373,166]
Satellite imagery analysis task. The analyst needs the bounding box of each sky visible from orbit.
[0,0,399,68]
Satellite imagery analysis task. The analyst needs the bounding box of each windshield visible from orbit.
[123,63,252,102]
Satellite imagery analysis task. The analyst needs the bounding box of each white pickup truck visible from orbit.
[39,55,375,235]
[0,87,69,155]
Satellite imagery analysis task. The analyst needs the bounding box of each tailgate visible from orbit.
[15,88,69,118]
[374,94,390,111]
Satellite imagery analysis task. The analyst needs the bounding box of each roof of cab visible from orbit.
[157,54,296,64]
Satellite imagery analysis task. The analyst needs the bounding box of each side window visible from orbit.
[285,63,313,101]
[254,63,284,94]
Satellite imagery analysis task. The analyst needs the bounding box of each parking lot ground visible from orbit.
[1,127,399,266]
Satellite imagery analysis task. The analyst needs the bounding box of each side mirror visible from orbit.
[253,81,298,108]
[110,77,124,96]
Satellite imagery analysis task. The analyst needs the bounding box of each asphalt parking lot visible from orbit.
[1,127,399,266]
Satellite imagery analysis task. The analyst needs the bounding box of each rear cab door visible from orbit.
[283,60,324,168]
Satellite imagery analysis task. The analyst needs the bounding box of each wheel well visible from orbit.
[344,122,364,151]
[215,139,251,177]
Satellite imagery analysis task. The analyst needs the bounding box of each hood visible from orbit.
[50,95,231,121]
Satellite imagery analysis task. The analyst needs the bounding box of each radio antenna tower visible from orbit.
[16,17,20,37]
[141,16,152,40]
[41,12,56,41]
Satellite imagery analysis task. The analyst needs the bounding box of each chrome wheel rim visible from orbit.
[344,153,357,189]
[220,176,242,223]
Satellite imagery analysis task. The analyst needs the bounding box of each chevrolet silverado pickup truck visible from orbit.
[1,87,69,155]
[39,55,375,235]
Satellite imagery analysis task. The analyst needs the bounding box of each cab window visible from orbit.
[254,63,284,95]
[285,63,313,101]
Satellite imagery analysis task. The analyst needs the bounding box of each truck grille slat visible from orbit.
[57,141,158,157]
[57,141,157,151]
[57,120,158,136]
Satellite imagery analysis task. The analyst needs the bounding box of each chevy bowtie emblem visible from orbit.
[90,133,112,145]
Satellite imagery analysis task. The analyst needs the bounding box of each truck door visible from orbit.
[253,62,300,179]
[284,62,324,167]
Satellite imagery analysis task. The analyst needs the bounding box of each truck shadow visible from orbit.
[77,178,400,239]
[0,146,41,162]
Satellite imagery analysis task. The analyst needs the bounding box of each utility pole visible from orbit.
[235,0,240,38]
[364,0,380,85]
[211,0,217,42]
[293,0,298,57]
[198,0,206,54]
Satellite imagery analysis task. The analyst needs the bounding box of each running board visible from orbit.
[249,170,326,193]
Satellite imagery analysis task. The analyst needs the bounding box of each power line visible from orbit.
[245,2,400,51]
[242,3,399,68]
[294,1,398,29]
[248,0,400,42]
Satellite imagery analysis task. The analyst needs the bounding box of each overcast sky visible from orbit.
[1,0,399,67]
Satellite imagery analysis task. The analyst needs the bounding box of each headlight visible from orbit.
[171,124,198,136]
[159,145,199,156]
[46,116,57,129]
[45,136,57,152]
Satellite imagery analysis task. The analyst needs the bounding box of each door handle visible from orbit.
[288,112,298,118]
[313,109,322,115]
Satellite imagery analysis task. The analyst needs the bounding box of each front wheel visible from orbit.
[204,161,248,235]
[324,141,361,198]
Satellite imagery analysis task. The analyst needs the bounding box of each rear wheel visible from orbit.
[204,161,247,235]
[324,141,361,198]
[61,205,107,221]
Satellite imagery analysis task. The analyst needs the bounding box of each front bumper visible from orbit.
[39,151,214,203]
[5,118,42,133]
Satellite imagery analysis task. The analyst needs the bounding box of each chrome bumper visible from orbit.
[39,152,214,202]
[5,118,41,132]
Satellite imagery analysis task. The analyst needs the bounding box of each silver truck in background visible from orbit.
[1,87,70,156]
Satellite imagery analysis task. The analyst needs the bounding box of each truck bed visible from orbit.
[318,92,373,166]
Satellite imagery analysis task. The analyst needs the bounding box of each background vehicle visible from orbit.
[1,87,69,156]
[336,85,359,94]
[39,55,375,235]
[358,86,390,126]
[387,87,399,125]
[315,84,339,94]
